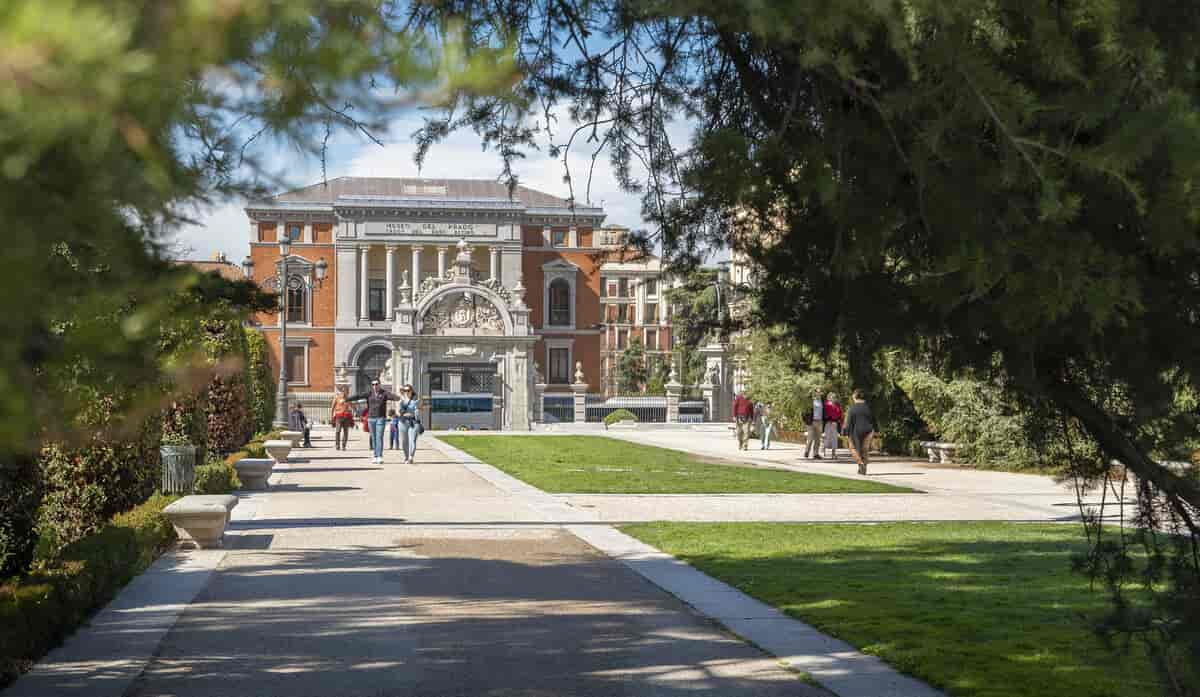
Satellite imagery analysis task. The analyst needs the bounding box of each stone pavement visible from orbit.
[12,426,856,697]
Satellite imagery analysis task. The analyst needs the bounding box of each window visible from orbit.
[644,278,658,296]
[616,304,628,324]
[549,348,570,384]
[607,280,619,297]
[600,277,608,298]
[618,278,629,297]
[644,302,658,324]
[617,329,628,350]
[429,371,445,392]
[285,346,306,385]
[287,224,302,242]
[285,276,305,323]
[645,330,658,350]
[552,228,568,247]
[548,279,571,326]
[368,279,386,321]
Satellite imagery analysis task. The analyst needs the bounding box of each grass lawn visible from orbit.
[622,522,1155,697]
[438,435,913,493]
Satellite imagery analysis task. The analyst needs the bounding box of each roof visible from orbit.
[272,177,576,209]
[174,259,244,282]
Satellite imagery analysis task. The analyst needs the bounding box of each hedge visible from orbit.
[0,493,177,688]
[0,457,41,580]
[192,458,239,495]
[604,408,638,427]
[37,400,162,558]
[203,317,253,454]
[245,328,275,435]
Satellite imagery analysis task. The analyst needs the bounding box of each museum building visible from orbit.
[244,176,668,429]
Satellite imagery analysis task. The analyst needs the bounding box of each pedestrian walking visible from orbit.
[289,403,311,448]
[348,379,404,464]
[395,384,422,464]
[822,392,843,459]
[330,388,353,451]
[759,402,775,450]
[387,409,400,450]
[803,388,825,459]
[845,390,875,475]
[732,391,754,450]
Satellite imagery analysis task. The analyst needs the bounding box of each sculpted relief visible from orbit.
[420,292,506,336]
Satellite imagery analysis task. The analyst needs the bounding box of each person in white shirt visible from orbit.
[803,389,824,459]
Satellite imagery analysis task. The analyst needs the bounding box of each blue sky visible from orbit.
[169,112,666,263]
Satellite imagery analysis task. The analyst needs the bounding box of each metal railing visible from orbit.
[543,395,575,423]
[679,400,707,424]
[288,392,336,424]
[585,395,667,423]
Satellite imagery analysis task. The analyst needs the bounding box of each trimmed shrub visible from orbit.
[604,409,638,427]
[0,494,177,688]
[245,328,275,435]
[37,401,162,557]
[0,456,41,580]
[192,458,239,495]
[203,317,252,454]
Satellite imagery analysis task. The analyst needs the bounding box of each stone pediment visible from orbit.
[419,291,506,336]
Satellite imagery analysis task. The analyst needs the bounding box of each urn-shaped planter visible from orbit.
[280,430,303,447]
[263,439,293,463]
[234,458,275,490]
[160,444,197,494]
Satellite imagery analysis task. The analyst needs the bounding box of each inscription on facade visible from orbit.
[374,221,498,237]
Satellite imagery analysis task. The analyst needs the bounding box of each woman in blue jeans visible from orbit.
[347,379,403,464]
[395,384,421,464]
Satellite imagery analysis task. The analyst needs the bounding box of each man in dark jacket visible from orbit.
[844,390,875,475]
[348,379,403,463]
[289,404,311,448]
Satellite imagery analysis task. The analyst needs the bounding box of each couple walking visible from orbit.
[330,380,422,464]
[803,388,874,475]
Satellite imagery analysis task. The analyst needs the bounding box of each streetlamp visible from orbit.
[270,233,328,428]
[713,261,730,343]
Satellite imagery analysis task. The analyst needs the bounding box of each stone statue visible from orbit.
[534,360,545,385]
[573,361,585,385]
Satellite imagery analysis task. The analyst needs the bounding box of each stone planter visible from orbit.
[280,430,303,448]
[163,495,238,549]
[160,444,197,494]
[264,439,293,463]
[920,441,960,464]
[233,458,275,490]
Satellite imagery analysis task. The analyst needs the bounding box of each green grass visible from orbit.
[438,435,913,493]
[622,522,1156,697]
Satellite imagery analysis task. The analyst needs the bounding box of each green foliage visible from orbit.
[192,457,239,495]
[616,339,648,394]
[0,457,40,580]
[897,368,1042,471]
[202,316,252,454]
[36,395,162,559]
[603,409,638,427]
[743,329,849,431]
[161,396,207,465]
[245,328,275,434]
[0,493,177,688]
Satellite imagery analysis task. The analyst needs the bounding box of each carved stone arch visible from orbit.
[414,283,515,336]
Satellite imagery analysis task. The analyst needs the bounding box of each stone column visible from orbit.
[358,245,370,322]
[571,361,588,423]
[489,246,500,281]
[411,245,423,287]
[533,381,547,423]
[336,246,357,325]
[385,245,396,320]
[665,362,682,423]
[437,246,448,279]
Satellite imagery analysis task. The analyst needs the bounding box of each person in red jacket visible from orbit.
[732,392,754,450]
[822,392,844,459]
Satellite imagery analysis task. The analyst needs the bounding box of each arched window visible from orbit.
[548,279,571,326]
[285,276,306,323]
[356,346,391,394]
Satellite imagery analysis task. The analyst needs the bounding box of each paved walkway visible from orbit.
[14,427,858,697]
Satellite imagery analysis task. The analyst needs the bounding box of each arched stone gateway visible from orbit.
[390,240,536,430]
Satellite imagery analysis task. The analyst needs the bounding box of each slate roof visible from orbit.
[272,177,575,208]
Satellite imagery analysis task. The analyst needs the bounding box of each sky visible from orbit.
[170,112,663,263]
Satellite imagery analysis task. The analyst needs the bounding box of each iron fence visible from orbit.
[542,394,575,423]
[288,392,336,424]
[586,395,667,423]
[679,400,707,424]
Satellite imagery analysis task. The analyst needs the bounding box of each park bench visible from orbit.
[163,495,238,549]
[233,457,275,490]
[920,441,960,464]
[263,439,292,463]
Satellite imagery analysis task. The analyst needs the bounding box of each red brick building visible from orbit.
[242,177,671,428]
